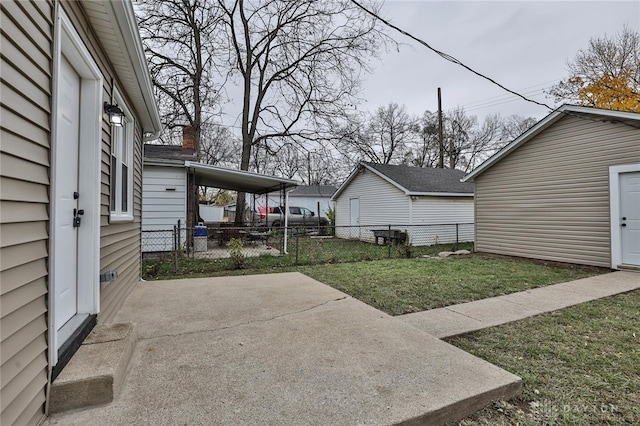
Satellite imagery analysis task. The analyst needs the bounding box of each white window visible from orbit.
[110,89,134,221]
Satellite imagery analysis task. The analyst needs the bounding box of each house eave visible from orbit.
[406,192,474,197]
[144,158,185,167]
[83,0,162,140]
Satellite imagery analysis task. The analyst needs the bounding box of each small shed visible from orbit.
[463,104,640,269]
[332,162,474,246]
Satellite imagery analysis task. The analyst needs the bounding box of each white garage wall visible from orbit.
[142,165,187,252]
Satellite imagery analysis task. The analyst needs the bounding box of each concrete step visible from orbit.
[49,322,137,414]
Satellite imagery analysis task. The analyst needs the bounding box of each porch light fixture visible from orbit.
[104,102,125,127]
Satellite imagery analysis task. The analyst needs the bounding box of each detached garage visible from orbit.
[332,162,474,246]
[463,105,640,270]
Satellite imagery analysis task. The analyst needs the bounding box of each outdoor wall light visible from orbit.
[104,102,125,127]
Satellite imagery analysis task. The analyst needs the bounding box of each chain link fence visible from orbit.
[142,223,474,278]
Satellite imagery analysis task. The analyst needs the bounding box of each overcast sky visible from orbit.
[359,0,640,122]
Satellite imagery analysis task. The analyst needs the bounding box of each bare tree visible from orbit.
[363,103,418,164]
[303,148,349,185]
[200,124,240,167]
[136,0,226,154]
[217,0,392,221]
[400,108,536,172]
[406,111,441,168]
[500,115,537,141]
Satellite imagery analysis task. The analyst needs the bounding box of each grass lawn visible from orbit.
[142,239,475,280]
[299,255,602,315]
[449,289,640,425]
[144,249,604,315]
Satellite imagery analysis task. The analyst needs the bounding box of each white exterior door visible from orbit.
[54,55,81,333]
[50,7,102,367]
[620,172,640,266]
[349,198,360,239]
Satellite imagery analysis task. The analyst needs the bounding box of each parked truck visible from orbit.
[255,206,330,228]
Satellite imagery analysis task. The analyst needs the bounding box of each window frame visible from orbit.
[109,88,134,222]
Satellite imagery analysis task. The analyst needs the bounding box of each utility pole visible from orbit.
[449,122,455,169]
[437,87,444,168]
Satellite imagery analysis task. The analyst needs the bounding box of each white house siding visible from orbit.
[289,196,334,218]
[142,165,187,252]
[1,1,53,424]
[474,113,640,267]
[334,169,409,242]
[408,197,474,245]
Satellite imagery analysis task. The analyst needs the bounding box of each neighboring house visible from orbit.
[332,162,474,245]
[252,185,337,218]
[1,1,162,424]
[463,104,640,270]
[288,185,337,217]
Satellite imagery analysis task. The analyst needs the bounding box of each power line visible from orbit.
[350,0,640,130]
[462,82,560,112]
[464,87,550,113]
[462,79,560,108]
[350,0,556,112]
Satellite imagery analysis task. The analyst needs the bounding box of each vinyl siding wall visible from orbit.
[1,1,146,424]
[334,169,409,241]
[408,197,474,245]
[142,165,187,252]
[1,1,54,424]
[474,114,640,267]
[61,1,144,324]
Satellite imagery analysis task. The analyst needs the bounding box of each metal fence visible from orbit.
[141,223,474,276]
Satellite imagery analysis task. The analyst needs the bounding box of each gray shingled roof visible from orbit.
[144,144,195,161]
[365,163,473,194]
[289,185,337,197]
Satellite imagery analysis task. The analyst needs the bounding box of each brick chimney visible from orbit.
[182,125,195,157]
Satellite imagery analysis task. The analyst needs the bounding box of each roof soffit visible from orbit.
[81,0,161,139]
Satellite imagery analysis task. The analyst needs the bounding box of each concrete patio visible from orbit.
[45,273,521,425]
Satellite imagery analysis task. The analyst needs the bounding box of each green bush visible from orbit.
[227,238,245,269]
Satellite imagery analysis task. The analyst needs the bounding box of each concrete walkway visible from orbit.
[400,271,640,338]
[46,273,521,426]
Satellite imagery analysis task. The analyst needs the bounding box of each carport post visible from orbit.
[173,225,178,273]
[388,224,392,258]
[283,187,293,254]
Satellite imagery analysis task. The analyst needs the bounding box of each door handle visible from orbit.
[73,208,84,228]
[621,223,627,227]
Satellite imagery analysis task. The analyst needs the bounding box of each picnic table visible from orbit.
[244,230,271,245]
[370,229,407,246]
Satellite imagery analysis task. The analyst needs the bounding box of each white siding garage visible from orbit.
[333,163,474,245]
[142,164,187,252]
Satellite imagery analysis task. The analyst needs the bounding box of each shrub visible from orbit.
[227,238,245,269]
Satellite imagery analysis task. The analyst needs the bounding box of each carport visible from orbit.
[184,161,299,249]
